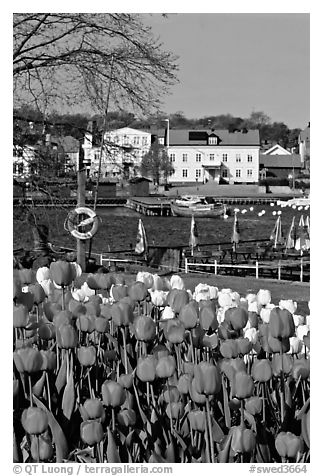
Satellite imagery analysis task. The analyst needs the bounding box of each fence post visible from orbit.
[185,258,188,274]
[278,260,281,281]
[256,261,259,279]
[300,256,303,282]
[214,260,217,275]
[100,254,102,266]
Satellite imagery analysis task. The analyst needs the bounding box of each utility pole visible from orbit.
[77,141,86,271]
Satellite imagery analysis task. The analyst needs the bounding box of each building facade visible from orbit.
[166,129,260,185]
[298,123,310,168]
[83,127,151,179]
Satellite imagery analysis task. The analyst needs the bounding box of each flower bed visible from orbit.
[13,263,310,463]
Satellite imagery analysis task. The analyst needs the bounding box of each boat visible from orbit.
[284,197,310,207]
[170,200,228,218]
[174,195,207,207]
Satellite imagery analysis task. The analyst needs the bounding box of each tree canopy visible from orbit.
[140,141,174,185]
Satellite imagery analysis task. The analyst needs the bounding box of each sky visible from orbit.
[143,13,310,129]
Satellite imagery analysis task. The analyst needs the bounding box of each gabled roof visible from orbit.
[263,144,291,155]
[168,129,260,146]
[108,127,151,136]
[260,154,302,168]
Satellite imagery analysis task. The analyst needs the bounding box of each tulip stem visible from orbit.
[146,382,150,407]
[189,331,195,364]
[262,383,266,424]
[206,398,215,462]
[61,286,65,310]
[112,407,115,432]
[28,375,33,407]
[203,406,211,463]
[166,379,174,434]
[87,369,94,398]
[46,372,51,412]
[240,399,245,427]
[121,327,128,374]
[280,349,285,423]
[35,435,40,463]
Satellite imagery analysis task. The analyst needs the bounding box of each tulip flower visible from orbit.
[156,355,176,379]
[56,324,78,349]
[275,432,303,459]
[118,373,133,389]
[166,402,184,420]
[117,408,137,427]
[136,271,154,289]
[272,354,293,376]
[53,310,73,329]
[296,325,310,341]
[236,337,252,355]
[13,304,29,328]
[260,306,274,324]
[177,374,192,395]
[36,267,50,284]
[76,314,96,333]
[245,396,262,416]
[161,306,175,321]
[220,358,246,382]
[220,340,239,359]
[80,421,104,446]
[257,289,271,306]
[163,318,185,344]
[160,385,180,403]
[87,273,114,291]
[189,377,206,404]
[167,275,185,290]
[50,261,74,287]
[29,283,46,305]
[178,301,199,329]
[150,274,165,291]
[38,324,56,341]
[288,336,302,354]
[19,268,36,285]
[77,346,96,367]
[199,302,218,331]
[231,291,241,306]
[232,371,254,399]
[225,307,248,331]
[110,284,128,302]
[202,332,219,349]
[218,289,233,308]
[248,311,260,328]
[111,301,134,327]
[21,407,48,435]
[293,314,304,327]
[231,426,256,454]
[279,299,297,315]
[218,321,239,340]
[292,358,310,380]
[150,290,168,307]
[188,410,206,432]
[268,335,290,354]
[70,262,82,279]
[136,355,156,382]
[248,301,260,314]
[40,350,56,371]
[244,327,258,344]
[30,434,53,461]
[13,347,43,374]
[16,291,34,312]
[269,307,295,339]
[193,283,211,302]
[128,281,148,302]
[101,380,126,408]
[82,398,106,422]
[167,289,190,314]
[251,359,272,382]
[133,315,156,342]
[152,344,170,360]
[193,361,221,395]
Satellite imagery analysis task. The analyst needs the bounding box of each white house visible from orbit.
[13,145,37,177]
[298,123,310,166]
[83,126,151,179]
[166,129,260,185]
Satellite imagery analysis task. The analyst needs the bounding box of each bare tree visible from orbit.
[13,13,178,115]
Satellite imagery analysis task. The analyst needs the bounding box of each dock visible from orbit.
[125,197,172,216]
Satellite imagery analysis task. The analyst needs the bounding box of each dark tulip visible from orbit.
[194,361,222,395]
[30,434,53,461]
[104,349,117,363]
[220,339,239,359]
[248,311,260,329]
[178,301,199,329]
[50,261,74,286]
[231,426,256,454]
[133,315,156,342]
[76,314,96,333]
[80,421,104,446]
[136,355,156,382]
[53,310,73,329]
[190,324,205,348]
[202,332,219,349]
[18,268,36,285]
[258,323,271,353]
[13,304,28,328]
[16,292,34,312]
[218,321,239,340]
[111,284,128,301]
[29,283,46,305]
[128,281,148,302]
[56,324,78,349]
[163,318,185,344]
[82,398,105,421]
[225,307,248,331]
[236,337,252,355]
[118,373,133,389]
[21,407,48,435]
[275,432,303,459]
[167,289,190,314]
[100,303,113,320]
[38,323,56,341]
[188,410,206,432]
[245,396,262,415]
[251,359,273,382]
[117,408,137,427]
[292,358,310,380]
[43,302,62,322]
[268,335,290,353]
[232,371,254,399]
[269,307,295,339]
[199,303,218,331]
[77,346,96,367]
[271,354,293,376]
[101,380,126,407]
[111,301,134,327]
[156,355,176,379]
[95,317,109,333]
[13,347,43,374]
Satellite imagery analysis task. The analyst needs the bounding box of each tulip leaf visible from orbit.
[55,351,67,394]
[62,365,75,420]
[171,429,188,452]
[211,416,225,443]
[222,376,231,429]
[13,430,20,463]
[217,432,233,463]
[107,427,121,463]
[165,437,176,462]
[297,397,310,420]
[32,371,46,398]
[33,395,68,462]
[244,410,257,432]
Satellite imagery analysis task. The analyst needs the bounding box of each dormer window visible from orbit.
[208,135,218,145]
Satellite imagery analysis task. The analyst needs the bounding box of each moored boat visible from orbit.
[170,201,227,218]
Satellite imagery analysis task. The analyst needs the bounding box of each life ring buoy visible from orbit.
[67,207,99,240]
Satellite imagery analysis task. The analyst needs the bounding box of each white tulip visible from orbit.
[257,289,271,306]
[296,324,310,341]
[136,271,154,289]
[161,306,175,321]
[260,307,272,324]
[248,301,259,313]
[231,291,240,306]
[194,283,211,302]
[36,266,50,283]
[288,336,302,354]
[279,299,297,315]
[70,262,82,278]
[169,275,185,290]
[151,274,164,291]
[218,289,233,308]
[217,307,226,324]
[209,286,218,300]
[245,293,257,304]
[150,290,168,307]
[244,327,258,344]
[293,314,304,327]
[39,279,55,297]
[306,315,310,327]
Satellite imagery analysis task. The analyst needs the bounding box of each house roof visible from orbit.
[259,154,302,168]
[129,176,152,183]
[168,129,260,146]
[263,144,291,155]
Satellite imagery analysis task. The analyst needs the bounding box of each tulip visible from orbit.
[178,301,199,329]
[13,278,22,300]
[268,335,290,354]
[136,271,154,289]
[218,322,239,340]
[151,274,165,291]
[166,402,184,420]
[232,371,254,399]
[133,315,156,342]
[163,318,185,344]
[244,327,258,344]
[231,426,256,454]
[167,289,190,314]
[111,301,134,327]
[296,325,310,342]
[245,396,262,415]
[292,358,310,380]
[199,302,218,331]
[220,340,239,359]
[82,398,105,421]
[104,349,117,364]
[56,324,78,349]
[117,408,137,427]
[293,314,304,327]
[87,273,114,290]
[94,317,108,333]
[13,347,43,374]
[152,344,170,360]
[168,274,185,290]
[76,314,96,333]
[19,268,36,285]
[303,332,310,350]
[118,373,133,389]
[13,304,29,328]
[80,421,104,446]
[36,267,50,284]
[177,374,192,394]
[260,306,273,324]
[16,291,34,312]
[288,337,302,354]
[128,281,148,302]
[156,355,176,379]
[188,410,205,432]
[257,289,271,306]
[101,380,126,408]
[236,337,252,355]
[40,350,56,371]
[30,434,53,461]
[225,307,248,331]
[29,283,46,305]
[218,289,233,308]
[248,301,260,314]
[202,332,219,349]
[21,407,48,435]
[272,354,293,376]
[77,346,96,367]
[220,358,246,382]
[161,306,175,321]
[53,310,73,329]
[248,312,259,329]
[189,377,206,404]
[100,303,113,320]
[50,261,74,286]
[38,324,56,341]
[43,302,62,322]
[136,355,156,382]
[160,385,180,403]
[84,300,101,317]
[193,283,211,302]
[70,262,82,279]
[193,361,221,395]
[231,291,241,306]
[269,307,295,339]
[251,359,272,382]
[275,432,303,459]
[111,284,128,302]
[279,299,297,315]
[150,290,168,307]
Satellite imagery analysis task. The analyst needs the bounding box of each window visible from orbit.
[236,169,241,178]
[222,169,228,178]
[114,135,119,143]
[209,154,215,161]
[247,169,253,177]
[236,154,241,162]
[94,151,100,161]
[158,138,164,145]
[182,169,188,178]
[133,136,140,145]
[196,169,201,178]
[182,153,188,162]
[222,153,228,162]
[123,135,129,145]
[196,153,201,162]
[248,154,253,162]
[142,137,148,146]
[208,136,217,145]
[170,153,176,162]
